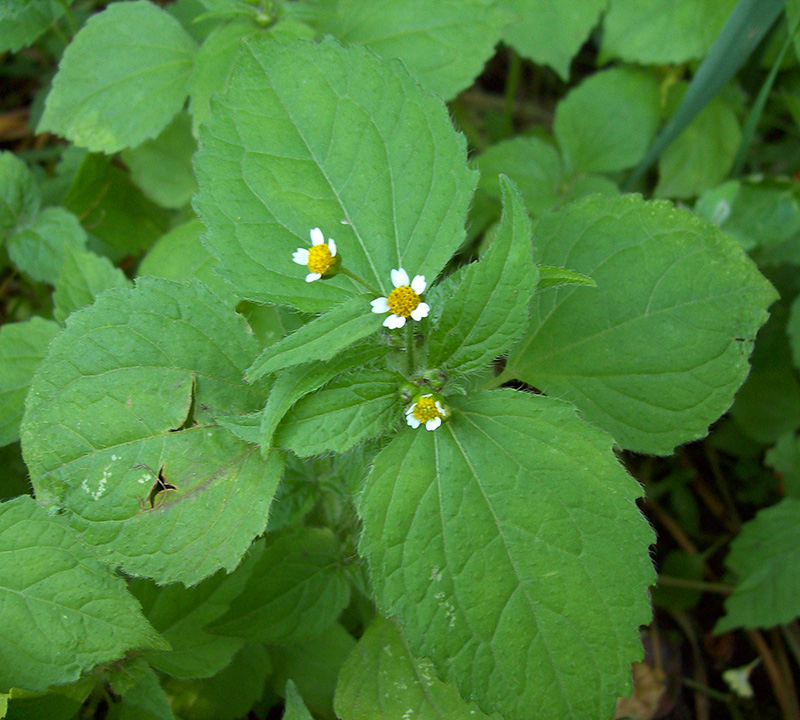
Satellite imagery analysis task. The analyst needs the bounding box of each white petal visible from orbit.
[406,414,421,428]
[405,404,416,416]
[371,297,390,313]
[391,268,409,287]
[383,314,406,329]
[293,248,309,265]
[306,272,322,282]
[410,302,430,321]
[426,417,442,431]
[411,275,426,294]
[420,393,432,399]
[328,238,337,256]
[310,227,324,245]
[435,401,445,413]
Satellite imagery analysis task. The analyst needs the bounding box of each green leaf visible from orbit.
[319,0,507,99]
[732,300,800,443]
[271,624,356,720]
[699,179,800,251]
[359,390,655,720]
[121,112,198,209]
[165,644,271,720]
[0,495,167,693]
[505,194,777,455]
[499,0,606,79]
[473,136,563,219]
[0,317,59,447]
[109,659,175,720]
[39,0,197,153]
[275,370,402,457]
[138,219,237,307]
[428,177,535,377]
[537,265,597,291]
[766,433,800,499]
[655,90,741,199]
[53,247,132,323]
[258,343,390,451]
[716,498,800,632]
[0,0,68,52]
[3,679,95,720]
[554,67,661,175]
[6,207,87,284]
[194,37,476,312]
[246,295,383,382]
[283,681,314,720]
[130,544,264,679]
[188,21,261,134]
[601,0,738,64]
[21,278,282,585]
[335,615,495,720]
[0,151,39,242]
[63,154,171,259]
[211,527,350,644]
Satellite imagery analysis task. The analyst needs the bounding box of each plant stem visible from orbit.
[405,323,414,375]
[57,0,77,37]
[781,623,800,672]
[339,266,380,296]
[503,49,522,137]
[657,575,733,594]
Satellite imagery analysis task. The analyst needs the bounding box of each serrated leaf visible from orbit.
[53,247,131,323]
[284,680,314,720]
[130,543,264,679]
[258,343,390,451]
[194,37,476,312]
[359,390,655,720]
[335,615,496,720]
[319,0,507,99]
[0,495,167,693]
[0,317,59,447]
[716,498,800,632]
[499,0,606,79]
[271,624,356,720]
[0,151,39,241]
[428,176,535,377]
[554,67,661,175]
[656,90,741,199]
[165,644,271,720]
[211,527,350,644]
[21,278,281,585]
[246,295,383,382]
[0,0,68,52]
[275,370,402,457]
[138,219,237,307]
[121,112,198,209]
[7,207,87,284]
[601,0,738,64]
[505,194,777,455]
[39,1,197,153]
[63,153,171,258]
[110,659,175,720]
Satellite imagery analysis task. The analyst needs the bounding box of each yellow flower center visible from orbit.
[307,244,334,274]
[387,286,420,318]
[413,396,442,423]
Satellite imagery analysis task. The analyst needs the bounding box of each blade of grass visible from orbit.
[732,10,800,175]
[624,0,787,190]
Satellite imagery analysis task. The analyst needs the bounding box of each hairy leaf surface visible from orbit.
[359,390,655,720]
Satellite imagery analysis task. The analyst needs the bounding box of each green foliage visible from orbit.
[39,1,197,153]
[0,151,40,241]
[505,194,777,455]
[0,0,70,53]
[359,390,655,719]
[0,495,166,692]
[53,247,131,322]
[717,499,800,631]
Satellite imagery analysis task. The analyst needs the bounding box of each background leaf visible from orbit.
[359,390,655,720]
[0,151,39,241]
[0,0,69,52]
[505,194,777,455]
[21,278,281,585]
[194,37,476,311]
[716,498,800,632]
[0,495,167,693]
[318,0,507,99]
[283,680,314,720]
[39,0,197,153]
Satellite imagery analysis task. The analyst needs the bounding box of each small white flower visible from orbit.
[293,227,338,282]
[405,394,448,431]
[722,659,760,699]
[370,267,429,329]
